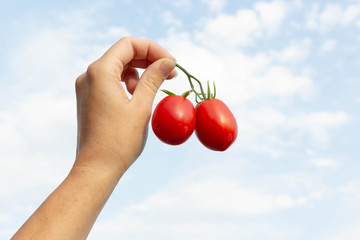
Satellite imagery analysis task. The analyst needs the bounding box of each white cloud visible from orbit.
[162,32,314,106]
[88,173,312,239]
[321,39,337,52]
[96,26,130,39]
[305,4,319,29]
[161,11,182,27]
[228,63,314,103]
[0,91,76,202]
[308,157,341,168]
[201,0,226,12]
[160,15,349,157]
[130,179,305,216]
[287,111,349,143]
[235,108,349,156]
[319,4,344,29]
[270,38,311,62]
[2,1,356,239]
[306,2,360,31]
[305,149,342,168]
[88,165,329,239]
[254,0,289,35]
[328,222,360,240]
[195,9,261,48]
[91,216,290,240]
[195,0,291,48]
[8,28,88,94]
[172,0,192,10]
[338,179,360,203]
[0,214,10,224]
[0,7,131,237]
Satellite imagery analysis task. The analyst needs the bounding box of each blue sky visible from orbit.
[1,0,360,239]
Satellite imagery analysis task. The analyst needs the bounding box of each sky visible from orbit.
[0,0,360,239]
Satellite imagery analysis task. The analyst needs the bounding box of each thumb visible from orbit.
[132,58,176,106]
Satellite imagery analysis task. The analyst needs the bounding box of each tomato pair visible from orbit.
[151,63,238,151]
[151,95,237,151]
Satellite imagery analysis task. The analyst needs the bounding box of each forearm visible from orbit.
[12,153,123,240]
[12,37,175,239]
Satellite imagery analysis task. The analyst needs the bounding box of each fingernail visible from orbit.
[159,59,176,78]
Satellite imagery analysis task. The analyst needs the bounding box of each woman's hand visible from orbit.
[75,37,176,179]
[12,37,176,240]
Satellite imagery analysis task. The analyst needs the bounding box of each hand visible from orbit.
[75,37,176,179]
[12,37,176,240]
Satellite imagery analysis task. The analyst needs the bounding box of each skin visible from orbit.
[11,37,176,240]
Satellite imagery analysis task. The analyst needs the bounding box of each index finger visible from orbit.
[102,37,175,72]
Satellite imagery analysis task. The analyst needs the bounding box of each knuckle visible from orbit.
[117,37,132,49]
[75,74,85,94]
[119,36,130,42]
[86,61,101,79]
[85,60,110,84]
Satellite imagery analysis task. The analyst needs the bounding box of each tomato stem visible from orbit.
[212,81,216,99]
[175,63,216,103]
[207,81,211,100]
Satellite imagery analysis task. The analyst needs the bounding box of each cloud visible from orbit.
[328,222,360,240]
[96,26,130,40]
[201,0,226,12]
[2,1,356,239]
[161,32,314,106]
[195,0,291,48]
[287,111,349,143]
[308,157,341,168]
[321,39,337,52]
[0,5,131,237]
[234,108,349,158]
[88,164,328,239]
[337,179,360,203]
[160,5,349,158]
[306,2,360,31]
[129,178,305,216]
[0,91,76,206]
[270,38,311,62]
[161,11,182,27]
[253,0,289,34]
[195,9,261,48]
[91,216,291,240]
[172,0,192,10]
[89,177,305,239]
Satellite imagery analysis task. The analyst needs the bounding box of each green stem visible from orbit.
[176,64,206,98]
[175,63,217,103]
[212,81,216,98]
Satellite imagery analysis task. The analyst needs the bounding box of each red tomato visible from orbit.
[152,95,196,145]
[195,99,237,151]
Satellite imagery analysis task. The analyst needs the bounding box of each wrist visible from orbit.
[73,145,128,186]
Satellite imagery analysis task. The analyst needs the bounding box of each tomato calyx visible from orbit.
[160,89,193,98]
[175,64,216,105]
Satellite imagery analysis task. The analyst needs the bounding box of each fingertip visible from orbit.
[166,69,178,80]
[131,58,175,108]
[159,58,176,79]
